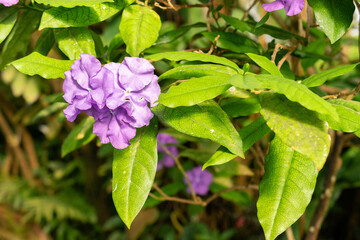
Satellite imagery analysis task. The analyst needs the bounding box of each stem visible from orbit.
[305,132,345,240]
[158,142,198,201]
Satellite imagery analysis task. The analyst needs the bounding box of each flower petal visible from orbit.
[283,0,304,16]
[262,0,285,12]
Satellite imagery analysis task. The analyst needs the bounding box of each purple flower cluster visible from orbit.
[63,54,160,149]
[0,0,18,6]
[184,166,213,196]
[262,0,304,16]
[157,133,178,170]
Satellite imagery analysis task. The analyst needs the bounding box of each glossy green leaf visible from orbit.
[255,12,271,28]
[0,10,41,69]
[54,27,96,60]
[112,118,158,228]
[36,0,114,7]
[34,29,55,55]
[220,13,252,32]
[156,22,205,45]
[230,74,339,121]
[221,97,261,118]
[203,116,270,169]
[11,52,73,79]
[0,8,18,44]
[257,136,318,240]
[39,2,123,29]
[33,102,68,122]
[324,99,360,133]
[120,5,161,57]
[158,64,237,81]
[159,76,231,107]
[202,32,258,54]
[146,51,241,73]
[308,0,355,43]
[61,117,96,157]
[302,63,359,87]
[153,101,244,158]
[220,13,305,41]
[246,53,282,76]
[260,93,330,170]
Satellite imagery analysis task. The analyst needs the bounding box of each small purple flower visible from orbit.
[184,166,213,196]
[63,54,113,121]
[0,0,18,6]
[157,133,178,171]
[105,57,161,128]
[262,0,304,16]
[63,55,160,149]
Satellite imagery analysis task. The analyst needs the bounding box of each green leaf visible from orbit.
[230,74,339,121]
[0,8,18,44]
[10,52,73,79]
[0,10,41,69]
[246,53,282,76]
[156,22,205,45]
[54,27,96,60]
[153,101,244,157]
[324,99,360,133]
[39,2,123,29]
[220,13,305,41]
[203,116,270,169]
[302,63,359,87]
[260,93,330,170]
[112,118,158,228]
[120,5,161,57]
[34,29,55,55]
[308,0,355,43]
[158,64,237,81]
[159,76,231,107]
[33,102,68,122]
[221,97,261,118]
[255,12,271,28]
[146,51,241,73]
[35,0,114,7]
[61,117,96,157]
[202,32,258,54]
[257,136,318,240]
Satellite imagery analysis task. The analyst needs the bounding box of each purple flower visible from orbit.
[157,133,178,171]
[262,0,304,16]
[105,57,161,128]
[63,55,160,149]
[184,166,213,196]
[0,0,18,6]
[63,54,113,121]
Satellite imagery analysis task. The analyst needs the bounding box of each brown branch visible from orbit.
[0,111,35,184]
[305,132,345,240]
[286,227,296,240]
[241,0,259,21]
[150,183,259,206]
[158,142,198,201]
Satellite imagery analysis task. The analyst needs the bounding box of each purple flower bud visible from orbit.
[157,133,178,171]
[184,166,213,196]
[262,0,304,16]
[62,55,160,150]
[0,0,18,6]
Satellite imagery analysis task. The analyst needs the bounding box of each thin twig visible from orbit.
[158,142,198,201]
[277,46,296,69]
[286,227,296,240]
[241,0,259,21]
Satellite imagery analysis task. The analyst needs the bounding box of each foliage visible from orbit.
[1,0,360,239]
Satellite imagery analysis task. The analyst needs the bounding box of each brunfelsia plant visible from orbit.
[2,0,360,239]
